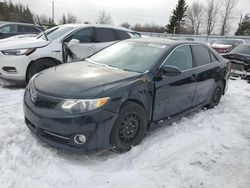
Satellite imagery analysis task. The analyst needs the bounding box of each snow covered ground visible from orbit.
[0,80,250,188]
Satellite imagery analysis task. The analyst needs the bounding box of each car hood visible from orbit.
[211,44,232,49]
[0,37,50,50]
[33,61,141,98]
[222,53,250,65]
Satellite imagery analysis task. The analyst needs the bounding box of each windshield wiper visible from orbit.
[36,15,48,41]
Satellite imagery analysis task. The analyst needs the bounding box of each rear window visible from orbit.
[192,46,211,67]
[229,45,250,55]
[213,40,235,45]
[115,30,130,40]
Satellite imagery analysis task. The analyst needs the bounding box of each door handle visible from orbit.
[87,47,94,50]
[190,74,197,81]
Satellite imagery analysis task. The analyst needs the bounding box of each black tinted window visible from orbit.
[115,30,130,40]
[164,45,193,71]
[0,24,17,33]
[67,27,94,43]
[192,46,211,67]
[95,28,116,42]
[18,25,39,32]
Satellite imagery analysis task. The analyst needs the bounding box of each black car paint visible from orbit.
[23,40,230,153]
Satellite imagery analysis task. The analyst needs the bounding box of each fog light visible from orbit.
[74,134,86,144]
[2,66,17,73]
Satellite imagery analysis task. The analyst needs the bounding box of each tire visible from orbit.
[27,59,56,81]
[110,102,147,152]
[207,81,224,108]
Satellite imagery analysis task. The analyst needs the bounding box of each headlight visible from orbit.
[60,97,110,114]
[2,48,35,56]
[26,73,38,92]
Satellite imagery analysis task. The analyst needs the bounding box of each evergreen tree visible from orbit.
[61,14,67,24]
[235,14,250,36]
[166,0,188,34]
[0,1,34,23]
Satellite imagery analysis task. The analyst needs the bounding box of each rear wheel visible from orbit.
[27,59,56,81]
[207,81,223,108]
[110,102,147,152]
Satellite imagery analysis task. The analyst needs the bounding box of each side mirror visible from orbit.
[68,39,80,46]
[160,65,182,76]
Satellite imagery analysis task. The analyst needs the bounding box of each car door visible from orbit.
[153,45,197,121]
[191,45,221,106]
[94,27,117,53]
[65,27,95,60]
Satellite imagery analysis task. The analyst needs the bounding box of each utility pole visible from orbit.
[52,1,55,23]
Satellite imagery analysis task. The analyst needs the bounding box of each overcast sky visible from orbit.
[2,0,250,32]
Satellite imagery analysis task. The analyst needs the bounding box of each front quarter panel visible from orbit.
[101,74,154,121]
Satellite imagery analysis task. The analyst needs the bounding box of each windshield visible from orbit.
[229,45,250,55]
[38,26,73,41]
[88,41,168,73]
[213,40,236,45]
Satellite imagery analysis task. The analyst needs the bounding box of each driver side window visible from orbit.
[164,45,193,71]
[66,27,94,43]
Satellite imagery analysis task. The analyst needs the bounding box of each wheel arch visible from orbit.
[25,57,62,81]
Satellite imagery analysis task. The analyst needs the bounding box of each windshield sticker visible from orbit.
[148,43,167,49]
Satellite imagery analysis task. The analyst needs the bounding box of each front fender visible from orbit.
[102,75,154,121]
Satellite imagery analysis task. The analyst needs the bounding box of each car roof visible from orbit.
[214,39,244,42]
[61,24,135,32]
[127,37,204,46]
[0,21,37,26]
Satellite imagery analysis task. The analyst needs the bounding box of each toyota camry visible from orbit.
[23,38,231,153]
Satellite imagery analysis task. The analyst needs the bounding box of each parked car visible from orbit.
[0,22,42,39]
[0,24,141,85]
[23,38,231,153]
[222,44,250,82]
[211,39,245,54]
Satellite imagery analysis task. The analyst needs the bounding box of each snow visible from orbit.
[0,80,250,188]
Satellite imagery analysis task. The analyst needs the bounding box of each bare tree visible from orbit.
[220,0,237,35]
[185,2,205,35]
[96,10,113,25]
[120,22,131,29]
[59,13,77,24]
[205,0,220,35]
[59,14,66,24]
[37,14,49,24]
[66,13,77,23]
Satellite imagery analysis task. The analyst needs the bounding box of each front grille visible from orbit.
[34,100,57,109]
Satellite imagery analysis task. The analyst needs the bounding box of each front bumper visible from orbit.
[0,52,30,82]
[23,89,118,153]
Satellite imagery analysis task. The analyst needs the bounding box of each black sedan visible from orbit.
[23,38,231,153]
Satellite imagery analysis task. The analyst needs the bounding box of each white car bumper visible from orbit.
[0,52,31,83]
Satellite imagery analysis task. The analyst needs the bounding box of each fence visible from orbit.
[139,32,250,44]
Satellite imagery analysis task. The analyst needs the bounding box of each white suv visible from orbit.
[0,24,140,84]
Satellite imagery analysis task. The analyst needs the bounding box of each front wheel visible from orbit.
[207,81,224,108]
[110,102,147,152]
